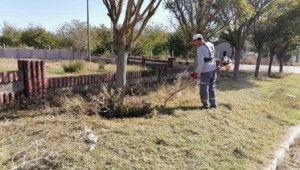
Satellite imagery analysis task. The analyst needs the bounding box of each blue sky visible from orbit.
[0,0,171,32]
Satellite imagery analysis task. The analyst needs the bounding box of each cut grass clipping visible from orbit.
[1,72,300,169]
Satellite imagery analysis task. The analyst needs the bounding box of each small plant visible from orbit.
[86,87,154,118]
[62,60,85,73]
[98,58,106,70]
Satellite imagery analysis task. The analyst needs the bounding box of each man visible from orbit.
[191,34,217,109]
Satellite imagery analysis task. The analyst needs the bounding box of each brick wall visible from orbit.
[0,71,24,103]
[0,59,192,104]
[128,57,192,67]
[18,60,47,98]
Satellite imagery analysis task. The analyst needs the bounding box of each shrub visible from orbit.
[85,87,154,118]
[62,60,85,73]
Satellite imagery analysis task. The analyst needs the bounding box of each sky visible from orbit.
[0,0,172,32]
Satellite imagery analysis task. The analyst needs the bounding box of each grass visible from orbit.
[277,137,300,169]
[0,59,18,72]
[62,60,85,73]
[0,58,146,77]
[0,69,300,169]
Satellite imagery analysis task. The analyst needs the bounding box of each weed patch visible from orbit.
[62,60,85,73]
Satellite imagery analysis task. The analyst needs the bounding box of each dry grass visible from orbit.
[0,58,146,77]
[0,72,300,169]
[277,137,300,169]
[0,59,18,72]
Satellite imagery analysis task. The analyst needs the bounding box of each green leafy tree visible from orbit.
[94,25,112,55]
[265,0,300,76]
[221,0,272,80]
[132,26,168,57]
[0,22,22,47]
[167,31,189,58]
[252,21,269,78]
[273,2,300,73]
[21,25,58,49]
[57,20,99,52]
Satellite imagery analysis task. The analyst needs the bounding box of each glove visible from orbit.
[191,72,198,78]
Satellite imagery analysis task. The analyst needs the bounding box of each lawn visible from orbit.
[0,72,300,169]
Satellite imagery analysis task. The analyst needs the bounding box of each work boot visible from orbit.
[199,105,210,110]
[210,105,217,109]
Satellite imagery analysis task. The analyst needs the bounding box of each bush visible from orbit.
[98,58,106,70]
[62,60,85,73]
[86,87,154,118]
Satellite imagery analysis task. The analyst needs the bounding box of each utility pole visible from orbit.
[297,44,300,63]
[87,0,91,62]
[110,21,114,56]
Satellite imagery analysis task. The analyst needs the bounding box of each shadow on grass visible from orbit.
[156,102,234,115]
[0,111,43,121]
[156,106,202,115]
[217,71,259,91]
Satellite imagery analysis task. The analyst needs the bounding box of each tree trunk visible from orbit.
[268,51,275,77]
[233,48,242,81]
[254,50,262,78]
[279,55,283,73]
[115,45,128,93]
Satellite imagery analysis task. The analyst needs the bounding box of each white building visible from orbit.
[214,41,234,59]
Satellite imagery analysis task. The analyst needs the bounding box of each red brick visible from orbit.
[92,75,95,83]
[62,77,66,87]
[57,78,61,87]
[43,79,47,89]
[87,75,90,84]
[8,92,14,101]
[77,77,80,85]
[36,61,41,70]
[47,79,52,88]
[88,75,91,84]
[0,93,2,104]
[13,71,18,81]
[0,72,3,83]
[65,77,69,87]
[3,93,7,103]
[70,77,74,86]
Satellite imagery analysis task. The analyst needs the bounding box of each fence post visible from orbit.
[18,60,46,98]
[142,57,146,66]
[168,57,176,68]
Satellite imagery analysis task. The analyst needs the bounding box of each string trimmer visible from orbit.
[162,67,197,108]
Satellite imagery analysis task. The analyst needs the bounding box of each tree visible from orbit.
[167,31,189,58]
[164,0,231,40]
[0,22,22,47]
[94,25,112,55]
[221,0,272,80]
[21,25,58,49]
[102,0,162,92]
[132,26,168,57]
[250,1,277,78]
[164,0,232,66]
[265,0,300,76]
[57,20,99,52]
[274,2,300,73]
[252,21,269,78]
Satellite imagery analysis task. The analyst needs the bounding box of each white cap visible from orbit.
[192,34,203,40]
